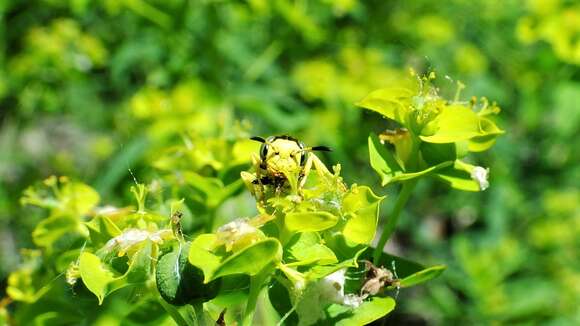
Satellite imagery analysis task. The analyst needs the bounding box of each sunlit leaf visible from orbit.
[368,134,451,186]
[306,249,366,281]
[85,215,122,246]
[79,252,116,305]
[6,268,53,303]
[342,186,384,244]
[420,105,481,143]
[325,296,396,326]
[210,238,281,281]
[399,265,446,288]
[32,215,84,248]
[80,241,155,304]
[467,117,504,152]
[368,133,403,185]
[285,211,338,232]
[356,87,414,125]
[188,234,222,282]
[60,182,100,216]
[434,166,481,192]
[285,232,337,266]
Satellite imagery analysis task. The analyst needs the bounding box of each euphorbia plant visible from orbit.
[356,72,503,264]
[4,73,502,325]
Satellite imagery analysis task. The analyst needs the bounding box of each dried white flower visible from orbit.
[216,218,261,251]
[471,166,490,191]
[104,228,171,256]
[343,293,363,308]
[318,269,363,308]
[318,269,346,304]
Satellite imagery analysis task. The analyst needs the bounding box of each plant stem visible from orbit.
[206,206,217,233]
[373,180,417,265]
[158,299,191,326]
[191,301,206,326]
[242,267,271,326]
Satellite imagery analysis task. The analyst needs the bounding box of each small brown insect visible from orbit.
[216,309,227,326]
[171,211,184,242]
[360,260,400,298]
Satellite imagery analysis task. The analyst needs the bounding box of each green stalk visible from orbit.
[191,301,206,326]
[373,180,417,265]
[205,207,217,233]
[158,299,191,326]
[242,267,271,326]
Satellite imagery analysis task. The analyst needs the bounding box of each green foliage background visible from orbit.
[0,0,578,324]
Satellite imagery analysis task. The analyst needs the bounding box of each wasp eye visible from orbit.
[260,144,269,159]
[300,152,308,167]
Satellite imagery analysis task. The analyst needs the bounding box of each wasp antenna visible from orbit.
[250,136,266,143]
[311,145,332,152]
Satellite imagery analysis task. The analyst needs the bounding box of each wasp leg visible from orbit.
[298,153,332,190]
[310,153,332,176]
[298,155,313,191]
[242,154,269,205]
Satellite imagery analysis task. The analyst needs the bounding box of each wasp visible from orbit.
[241,135,332,203]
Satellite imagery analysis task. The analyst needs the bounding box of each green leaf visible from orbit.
[285,211,338,232]
[188,234,223,282]
[206,275,250,318]
[323,233,367,262]
[368,134,451,185]
[80,241,155,304]
[306,248,366,281]
[467,118,504,152]
[85,215,122,246]
[325,296,396,326]
[368,133,403,185]
[211,238,281,281]
[420,142,457,166]
[156,243,219,305]
[356,87,414,125]
[342,186,384,244]
[434,166,481,192]
[119,240,153,284]
[399,265,446,288]
[268,278,297,325]
[60,182,100,216]
[32,215,83,248]
[6,268,53,303]
[285,233,338,266]
[79,252,116,305]
[420,105,481,143]
[467,134,498,152]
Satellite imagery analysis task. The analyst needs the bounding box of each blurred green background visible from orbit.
[0,0,578,324]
